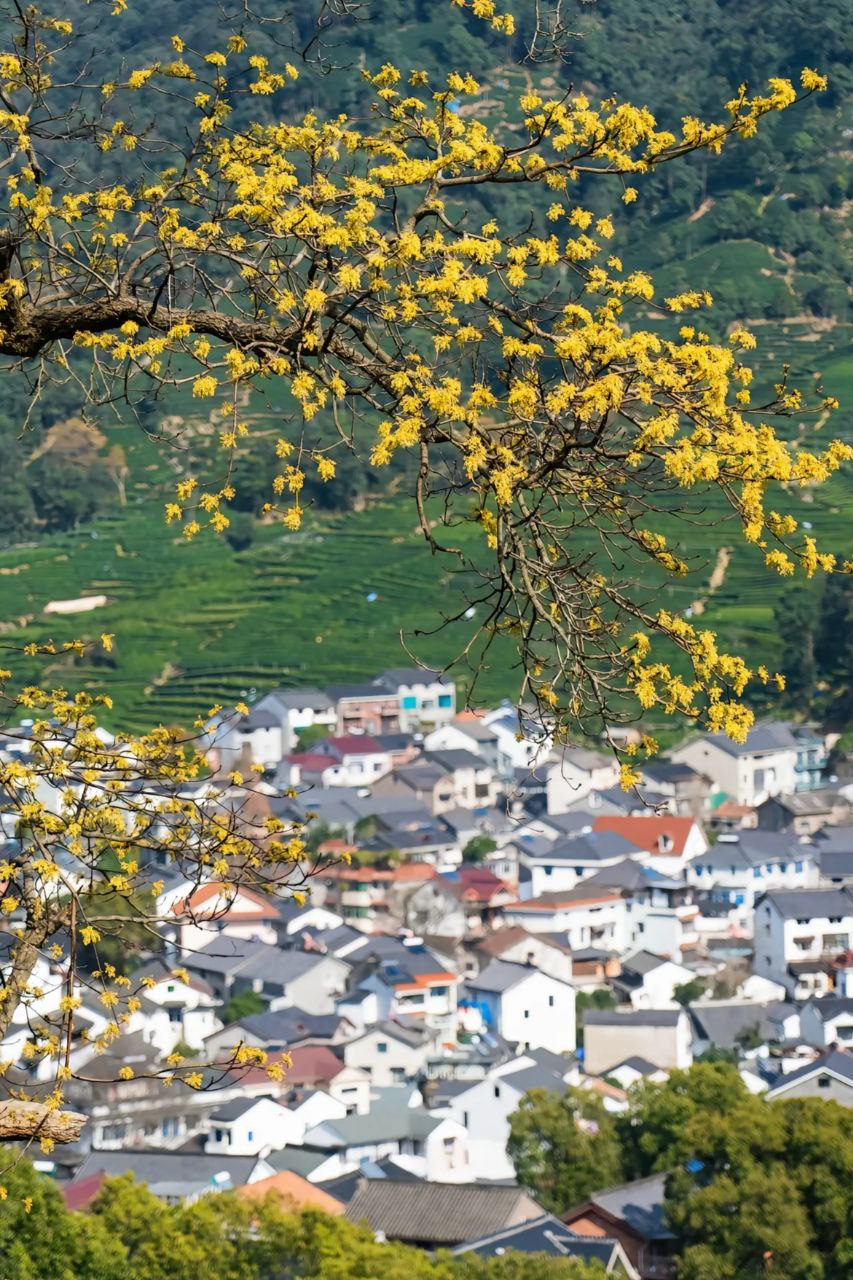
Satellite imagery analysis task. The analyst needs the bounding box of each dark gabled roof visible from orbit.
[351,1019,428,1048]
[189,940,341,987]
[642,760,705,785]
[583,859,682,893]
[221,1007,342,1046]
[71,1150,263,1189]
[209,1095,276,1123]
[391,762,449,789]
[499,1064,572,1095]
[467,959,542,994]
[610,1056,663,1076]
[621,949,671,977]
[691,829,806,870]
[373,733,416,752]
[813,825,853,852]
[806,997,853,1022]
[422,748,488,772]
[760,789,848,817]
[758,887,853,919]
[344,1180,544,1245]
[687,1000,797,1049]
[766,1047,853,1095]
[265,1146,334,1178]
[588,1171,674,1240]
[241,707,280,730]
[452,1213,623,1265]
[375,667,452,689]
[316,1157,422,1205]
[584,1009,682,1028]
[262,686,333,711]
[544,830,641,863]
[701,719,800,757]
[570,946,618,962]
[817,848,853,879]
[356,935,454,985]
[327,682,398,701]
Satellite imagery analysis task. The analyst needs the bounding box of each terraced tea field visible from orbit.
[1,312,850,735]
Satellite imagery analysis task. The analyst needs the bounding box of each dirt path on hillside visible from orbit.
[690,545,731,616]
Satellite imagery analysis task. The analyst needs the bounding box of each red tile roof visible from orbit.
[593,815,698,857]
[326,735,385,755]
[286,1044,346,1084]
[288,752,338,771]
[63,1171,106,1212]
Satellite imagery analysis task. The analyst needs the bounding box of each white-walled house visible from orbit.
[473,927,573,984]
[502,885,632,952]
[516,830,642,900]
[612,951,698,1010]
[304,1093,470,1182]
[482,706,553,772]
[685,831,819,913]
[176,883,280,955]
[133,965,221,1052]
[543,749,621,814]
[205,1096,293,1156]
[375,668,456,732]
[462,959,576,1054]
[289,735,392,789]
[252,687,337,753]
[341,1022,434,1086]
[753,887,853,998]
[671,721,826,808]
[800,997,853,1048]
[423,717,506,773]
[446,1053,580,1180]
[207,705,286,769]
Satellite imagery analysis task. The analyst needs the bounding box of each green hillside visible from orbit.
[0,0,850,733]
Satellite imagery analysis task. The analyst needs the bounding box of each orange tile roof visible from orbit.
[238,1171,343,1215]
[173,882,280,920]
[593,814,698,856]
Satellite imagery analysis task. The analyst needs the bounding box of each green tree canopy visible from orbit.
[507,1086,623,1213]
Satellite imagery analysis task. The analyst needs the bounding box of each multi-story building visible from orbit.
[753,887,853,998]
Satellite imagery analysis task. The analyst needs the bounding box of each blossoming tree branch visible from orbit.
[0,0,845,1138]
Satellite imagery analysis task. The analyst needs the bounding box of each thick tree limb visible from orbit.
[0,1100,87,1143]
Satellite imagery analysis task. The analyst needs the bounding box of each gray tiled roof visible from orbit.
[453,1213,622,1264]
[545,831,642,863]
[589,1171,674,1239]
[72,1150,265,1189]
[314,1100,443,1147]
[344,1180,544,1244]
[700,719,800,757]
[621,949,670,976]
[766,1047,853,1095]
[806,997,853,1021]
[583,1009,682,1028]
[609,1056,663,1075]
[376,667,452,688]
[467,959,538,994]
[209,1095,274,1123]
[688,1000,797,1049]
[759,887,853,919]
[691,830,807,871]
